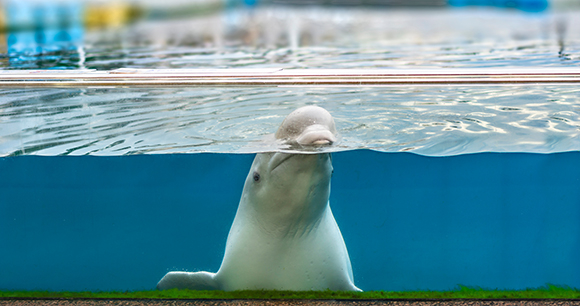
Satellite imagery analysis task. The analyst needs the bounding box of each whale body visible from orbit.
[157,105,360,291]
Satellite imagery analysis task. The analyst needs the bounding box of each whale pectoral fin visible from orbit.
[351,285,363,292]
[157,271,219,290]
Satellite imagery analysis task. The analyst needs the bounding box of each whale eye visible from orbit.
[253,171,260,182]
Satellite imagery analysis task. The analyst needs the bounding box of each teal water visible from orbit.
[1,151,579,291]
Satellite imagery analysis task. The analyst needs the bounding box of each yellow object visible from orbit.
[0,6,5,32]
[84,1,141,29]
[0,7,5,54]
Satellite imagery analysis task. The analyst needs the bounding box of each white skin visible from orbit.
[157,106,360,291]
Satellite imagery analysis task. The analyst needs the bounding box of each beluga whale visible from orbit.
[157,105,360,292]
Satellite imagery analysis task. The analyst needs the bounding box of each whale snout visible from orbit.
[296,124,336,146]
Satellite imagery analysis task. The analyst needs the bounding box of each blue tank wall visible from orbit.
[332,151,580,291]
[1,151,579,291]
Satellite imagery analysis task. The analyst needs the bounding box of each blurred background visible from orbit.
[0,0,579,69]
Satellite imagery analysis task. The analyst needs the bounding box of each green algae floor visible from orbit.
[2,285,579,300]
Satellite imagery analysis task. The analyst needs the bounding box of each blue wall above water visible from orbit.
[448,0,549,12]
[1,151,579,291]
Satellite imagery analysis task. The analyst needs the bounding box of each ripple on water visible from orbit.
[0,85,579,157]
[2,8,580,70]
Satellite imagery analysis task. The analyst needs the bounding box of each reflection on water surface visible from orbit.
[1,85,578,156]
[1,6,580,69]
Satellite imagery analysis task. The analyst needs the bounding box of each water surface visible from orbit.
[2,7,580,70]
[1,85,579,156]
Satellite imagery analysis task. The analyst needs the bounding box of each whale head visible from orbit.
[275,105,337,147]
[240,106,337,236]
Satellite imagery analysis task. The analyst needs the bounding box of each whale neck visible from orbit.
[238,151,333,239]
[261,198,330,240]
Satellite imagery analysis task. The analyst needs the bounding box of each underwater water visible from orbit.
[1,151,579,291]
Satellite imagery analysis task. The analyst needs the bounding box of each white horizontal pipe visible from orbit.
[1,68,580,87]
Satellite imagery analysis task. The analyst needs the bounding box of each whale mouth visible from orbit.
[312,139,333,145]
